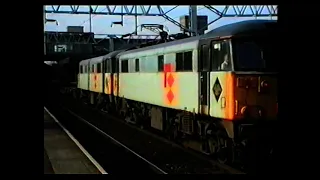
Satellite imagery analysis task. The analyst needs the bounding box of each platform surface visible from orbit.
[44,108,101,174]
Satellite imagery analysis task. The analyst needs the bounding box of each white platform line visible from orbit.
[44,107,108,174]
[64,107,167,174]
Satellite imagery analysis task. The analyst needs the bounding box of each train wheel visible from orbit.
[216,132,234,164]
[207,137,218,155]
[217,147,228,164]
[72,89,77,99]
[167,124,179,142]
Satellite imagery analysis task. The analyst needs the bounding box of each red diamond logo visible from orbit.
[167,74,174,87]
[167,90,174,103]
[94,75,97,80]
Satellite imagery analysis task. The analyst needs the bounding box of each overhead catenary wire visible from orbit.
[95,6,207,35]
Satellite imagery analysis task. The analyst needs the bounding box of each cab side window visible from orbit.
[97,63,101,73]
[106,60,111,73]
[90,65,93,73]
[121,60,128,73]
[211,40,232,71]
[175,51,193,72]
[158,55,164,72]
[135,59,140,72]
[80,65,83,73]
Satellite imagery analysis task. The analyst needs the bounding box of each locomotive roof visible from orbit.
[79,59,91,66]
[117,35,199,58]
[79,49,127,65]
[201,19,277,38]
[90,49,129,64]
[89,55,105,64]
[104,49,126,59]
[117,20,277,57]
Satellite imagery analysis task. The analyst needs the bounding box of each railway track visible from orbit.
[45,104,167,174]
[57,92,245,174]
[65,108,167,174]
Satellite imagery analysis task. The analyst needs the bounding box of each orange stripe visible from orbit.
[224,73,235,120]
[113,74,118,96]
[108,76,111,94]
[105,75,111,94]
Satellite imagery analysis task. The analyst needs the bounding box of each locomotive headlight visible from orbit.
[261,80,268,88]
[258,80,270,93]
[240,106,247,115]
[240,106,263,118]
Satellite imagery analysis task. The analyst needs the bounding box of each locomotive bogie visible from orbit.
[113,91,234,159]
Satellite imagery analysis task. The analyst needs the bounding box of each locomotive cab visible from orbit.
[199,35,278,122]
[231,35,278,122]
[198,21,278,166]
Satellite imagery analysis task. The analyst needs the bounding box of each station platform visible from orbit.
[44,107,104,174]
